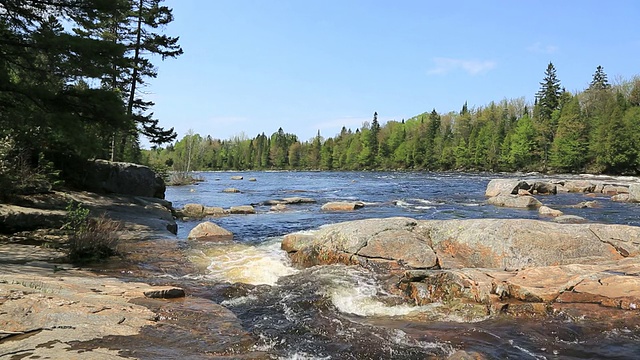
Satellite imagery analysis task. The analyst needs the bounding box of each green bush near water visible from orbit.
[63,202,122,264]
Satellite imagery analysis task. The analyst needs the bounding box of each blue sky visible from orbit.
[148,0,640,144]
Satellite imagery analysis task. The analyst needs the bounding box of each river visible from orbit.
[165,171,640,359]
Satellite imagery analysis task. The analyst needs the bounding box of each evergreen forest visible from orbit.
[144,64,640,175]
[0,0,181,194]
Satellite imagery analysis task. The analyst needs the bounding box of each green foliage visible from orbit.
[63,202,91,233]
[550,95,588,172]
[62,201,121,263]
[67,214,122,264]
[0,0,180,195]
[142,65,640,176]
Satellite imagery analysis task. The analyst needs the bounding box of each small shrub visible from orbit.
[62,202,90,233]
[67,214,122,263]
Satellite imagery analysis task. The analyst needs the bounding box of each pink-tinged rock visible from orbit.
[187,221,233,241]
[538,205,563,217]
[321,201,364,211]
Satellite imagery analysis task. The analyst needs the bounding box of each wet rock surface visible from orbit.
[320,201,365,211]
[283,216,640,321]
[0,190,262,359]
[187,221,233,241]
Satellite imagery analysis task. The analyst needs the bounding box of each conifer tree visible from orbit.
[534,62,562,168]
[74,0,182,161]
[589,65,610,90]
[550,95,587,172]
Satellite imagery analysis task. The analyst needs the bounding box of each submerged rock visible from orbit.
[263,197,316,206]
[222,188,241,193]
[570,200,599,208]
[270,204,288,212]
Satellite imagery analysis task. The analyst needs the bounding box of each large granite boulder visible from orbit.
[530,181,557,195]
[415,219,640,269]
[284,217,437,270]
[81,160,166,199]
[557,180,596,193]
[285,217,640,271]
[282,217,640,318]
[485,179,530,197]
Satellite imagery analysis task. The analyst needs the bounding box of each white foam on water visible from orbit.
[415,206,435,210]
[462,203,481,207]
[413,198,445,206]
[321,267,439,317]
[389,329,455,355]
[509,339,548,359]
[220,294,258,307]
[394,200,412,208]
[204,238,297,285]
[279,353,331,360]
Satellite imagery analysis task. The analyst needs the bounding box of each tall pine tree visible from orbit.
[534,62,562,168]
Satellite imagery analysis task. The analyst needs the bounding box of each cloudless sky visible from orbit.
[148,0,640,144]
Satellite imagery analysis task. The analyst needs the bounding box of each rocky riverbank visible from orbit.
[0,162,268,359]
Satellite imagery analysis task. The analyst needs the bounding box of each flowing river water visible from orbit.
[164,171,640,359]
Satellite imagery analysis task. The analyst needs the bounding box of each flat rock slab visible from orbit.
[321,201,365,211]
[222,188,241,193]
[229,205,255,214]
[486,194,542,208]
[0,272,157,359]
[285,216,640,272]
